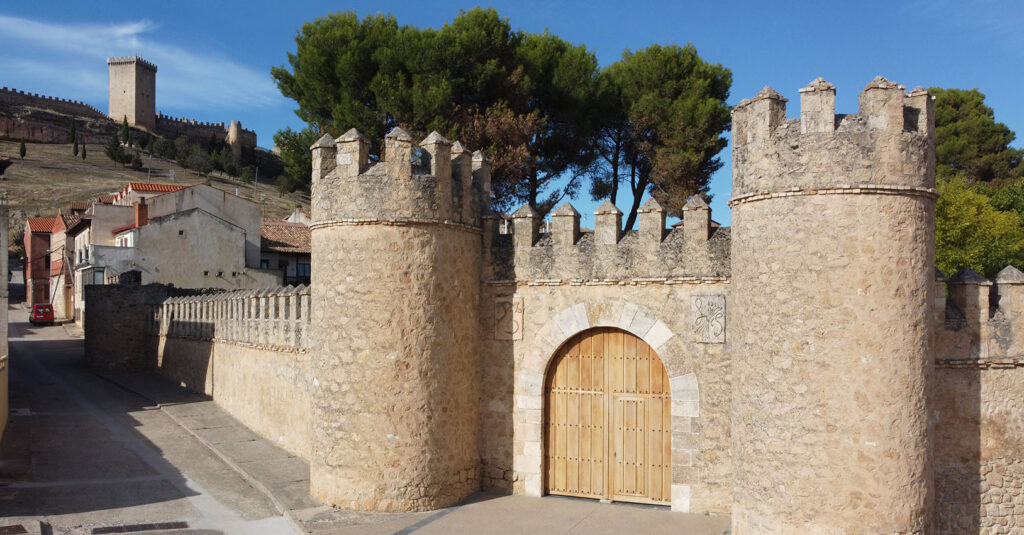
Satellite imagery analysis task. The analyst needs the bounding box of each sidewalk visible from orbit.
[96,369,731,535]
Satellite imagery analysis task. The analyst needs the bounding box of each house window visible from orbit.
[296,263,311,277]
[93,269,104,285]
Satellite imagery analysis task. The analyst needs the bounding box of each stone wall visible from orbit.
[154,113,257,149]
[84,284,312,458]
[84,284,170,370]
[932,268,1024,533]
[0,87,107,120]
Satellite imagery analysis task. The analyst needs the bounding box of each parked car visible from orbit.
[30,304,54,326]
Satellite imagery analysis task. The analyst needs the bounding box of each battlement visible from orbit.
[106,55,158,72]
[156,112,226,129]
[0,86,107,119]
[153,113,257,148]
[487,196,729,283]
[309,128,491,228]
[731,76,936,201]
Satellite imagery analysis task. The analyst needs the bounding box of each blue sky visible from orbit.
[3,1,1023,226]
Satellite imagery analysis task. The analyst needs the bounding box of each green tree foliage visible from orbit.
[73,138,79,157]
[138,133,149,152]
[131,152,142,170]
[151,137,177,160]
[103,136,126,167]
[271,9,600,215]
[19,140,26,159]
[591,44,731,228]
[935,175,1024,277]
[931,87,1022,182]
[272,127,319,190]
[120,116,131,146]
[81,145,87,160]
[69,119,76,144]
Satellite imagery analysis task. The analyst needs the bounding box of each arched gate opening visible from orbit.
[544,327,671,505]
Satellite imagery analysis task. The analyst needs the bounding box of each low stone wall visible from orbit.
[85,284,312,458]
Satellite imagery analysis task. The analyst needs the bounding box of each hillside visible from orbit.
[0,140,308,224]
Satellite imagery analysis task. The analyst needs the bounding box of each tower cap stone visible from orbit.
[472,150,490,163]
[419,131,451,147]
[949,267,991,285]
[638,197,666,213]
[335,128,367,143]
[385,126,413,141]
[864,76,903,91]
[512,204,539,218]
[552,202,580,217]
[753,86,788,102]
[799,77,836,93]
[995,265,1024,284]
[594,200,622,215]
[683,195,709,210]
[310,133,335,150]
[451,141,468,154]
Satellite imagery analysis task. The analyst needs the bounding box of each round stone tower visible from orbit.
[307,128,488,511]
[729,78,936,533]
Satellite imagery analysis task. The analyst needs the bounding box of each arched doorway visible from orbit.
[544,327,671,505]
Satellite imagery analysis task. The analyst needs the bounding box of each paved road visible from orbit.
[0,305,299,535]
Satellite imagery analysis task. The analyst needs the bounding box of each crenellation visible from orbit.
[550,202,581,246]
[859,75,906,132]
[451,142,473,222]
[637,197,667,244]
[420,131,453,220]
[594,200,622,245]
[512,204,540,255]
[471,150,492,218]
[798,77,835,134]
[682,196,710,244]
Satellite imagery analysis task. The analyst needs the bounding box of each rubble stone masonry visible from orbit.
[79,77,1024,533]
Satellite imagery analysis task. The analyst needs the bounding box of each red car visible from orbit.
[30,304,54,326]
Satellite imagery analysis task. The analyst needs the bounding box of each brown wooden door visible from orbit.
[545,328,671,505]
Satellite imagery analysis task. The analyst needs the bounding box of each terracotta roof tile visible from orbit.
[261,221,310,254]
[27,217,58,233]
[68,201,91,212]
[128,182,187,193]
[98,195,116,204]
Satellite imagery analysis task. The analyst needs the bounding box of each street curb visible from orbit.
[91,370,312,535]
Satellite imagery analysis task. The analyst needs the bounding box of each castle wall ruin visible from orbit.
[81,78,1024,533]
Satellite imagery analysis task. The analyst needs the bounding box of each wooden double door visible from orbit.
[544,328,672,505]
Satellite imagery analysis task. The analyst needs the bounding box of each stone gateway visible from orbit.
[84,78,1024,534]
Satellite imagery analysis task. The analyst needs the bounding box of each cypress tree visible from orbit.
[81,145,87,160]
[18,140,26,159]
[121,116,130,145]
[73,138,79,156]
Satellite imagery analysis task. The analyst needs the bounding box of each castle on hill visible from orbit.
[0,56,257,158]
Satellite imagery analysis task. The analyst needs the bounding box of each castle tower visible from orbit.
[107,56,157,131]
[227,120,243,161]
[729,78,936,533]
[307,128,488,511]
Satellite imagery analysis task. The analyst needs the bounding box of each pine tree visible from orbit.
[121,116,130,145]
[73,138,79,157]
[18,140,26,159]
[104,135,125,167]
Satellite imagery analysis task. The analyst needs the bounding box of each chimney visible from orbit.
[135,199,148,227]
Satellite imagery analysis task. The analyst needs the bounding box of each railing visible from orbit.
[148,285,310,351]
